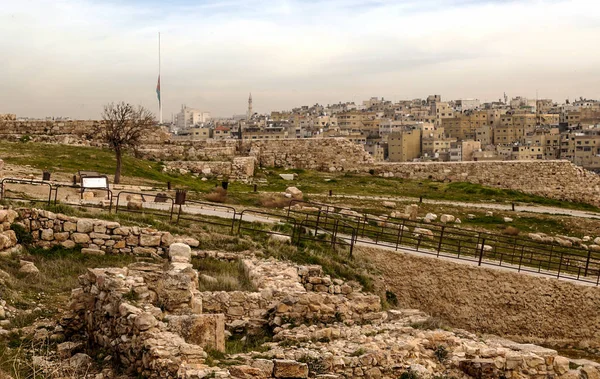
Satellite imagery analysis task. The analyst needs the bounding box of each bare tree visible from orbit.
[99,102,155,184]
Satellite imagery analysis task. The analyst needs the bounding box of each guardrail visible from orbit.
[176,200,237,233]
[0,178,53,205]
[115,191,175,221]
[3,177,598,285]
[287,200,600,285]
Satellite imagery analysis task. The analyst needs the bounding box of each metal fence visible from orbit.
[3,177,598,285]
[287,201,600,285]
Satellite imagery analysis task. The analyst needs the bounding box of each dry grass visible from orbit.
[258,194,293,209]
[193,257,256,292]
[205,187,228,203]
[503,226,521,236]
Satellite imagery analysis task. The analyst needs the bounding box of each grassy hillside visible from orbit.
[0,141,597,212]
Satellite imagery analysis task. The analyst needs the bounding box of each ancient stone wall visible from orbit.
[361,246,600,347]
[63,244,225,378]
[164,157,256,180]
[0,119,169,144]
[369,160,600,206]
[16,208,184,256]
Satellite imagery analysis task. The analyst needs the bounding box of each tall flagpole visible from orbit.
[158,32,162,124]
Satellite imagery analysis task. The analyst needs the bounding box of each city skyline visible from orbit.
[2,0,600,119]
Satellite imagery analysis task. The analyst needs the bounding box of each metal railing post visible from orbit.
[478,238,486,266]
[437,226,445,257]
[584,250,592,277]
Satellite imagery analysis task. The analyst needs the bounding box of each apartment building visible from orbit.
[388,129,422,162]
[442,111,489,140]
[430,101,455,127]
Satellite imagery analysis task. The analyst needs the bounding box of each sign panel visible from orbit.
[82,176,109,189]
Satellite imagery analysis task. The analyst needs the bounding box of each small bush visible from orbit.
[434,345,448,362]
[369,169,375,175]
[400,369,420,379]
[19,135,31,143]
[10,223,33,245]
[298,355,328,374]
[503,226,520,236]
[385,290,398,307]
[205,187,227,203]
[259,194,292,209]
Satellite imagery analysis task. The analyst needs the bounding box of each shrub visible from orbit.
[258,194,292,209]
[410,317,448,331]
[10,223,33,245]
[434,345,448,362]
[400,369,420,379]
[385,290,398,306]
[369,169,375,175]
[503,226,520,236]
[205,187,227,203]
[19,135,31,143]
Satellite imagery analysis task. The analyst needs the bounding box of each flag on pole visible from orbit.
[156,75,161,103]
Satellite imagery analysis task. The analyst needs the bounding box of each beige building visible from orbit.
[430,102,455,127]
[442,111,489,140]
[388,129,422,162]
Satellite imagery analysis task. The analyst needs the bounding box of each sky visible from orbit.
[1,0,600,120]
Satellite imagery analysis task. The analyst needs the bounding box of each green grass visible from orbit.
[193,257,256,292]
[1,141,597,212]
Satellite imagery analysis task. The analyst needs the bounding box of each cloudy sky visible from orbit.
[1,0,600,119]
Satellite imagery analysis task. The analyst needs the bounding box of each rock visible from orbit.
[169,243,192,263]
[76,219,94,233]
[140,234,161,247]
[82,248,105,256]
[405,204,419,220]
[273,360,308,378]
[19,260,39,274]
[503,217,513,223]
[72,233,91,244]
[200,274,218,284]
[134,313,158,331]
[68,353,92,371]
[229,365,266,379]
[279,174,294,181]
[528,233,543,242]
[285,187,303,199]
[594,237,600,245]
[425,213,437,221]
[485,211,493,217]
[57,341,83,359]
[270,234,291,244]
[455,218,462,224]
[467,214,476,219]
[477,244,493,252]
[382,201,396,209]
[582,366,600,379]
[440,214,455,223]
[413,228,434,240]
[553,356,570,375]
[583,236,591,242]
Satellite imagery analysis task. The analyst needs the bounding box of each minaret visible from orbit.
[247,93,253,121]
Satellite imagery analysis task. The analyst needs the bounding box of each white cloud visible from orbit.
[0,0,599,119]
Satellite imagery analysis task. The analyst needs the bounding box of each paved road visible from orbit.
[309,193,600,220]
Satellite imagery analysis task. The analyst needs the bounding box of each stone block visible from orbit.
[140,234,161,247]
[167,314,225,352]
[82,248,105,256]
[76,219,94,233]
[40,228,54,241]
[72,233,91,244]
[273,360,308,378]
[169,243,192,263]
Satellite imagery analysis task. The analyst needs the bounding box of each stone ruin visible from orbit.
[1,208,599,378]
[58,246,600,379]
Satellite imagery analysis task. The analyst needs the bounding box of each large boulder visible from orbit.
[169,243,192,263]
[285,187,303,199]
[440,214,455,224]
[273,360,308,378]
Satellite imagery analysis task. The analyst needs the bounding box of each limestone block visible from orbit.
[167,314,225,352]
[63,222,77,232]
[72,233,91,244]
[270,234,291,244]
[382,201,396,209]
[40,228,54,241]
[134,312,158,331]
[81,248,105,256]
[229,365,267,379]
[440,214,455,224]
[169,243,192,263]
[76,219,94,233]
[19,260,39,274]
[140,234,161,247]
[273,360,309,378]
[285,186,303,199]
